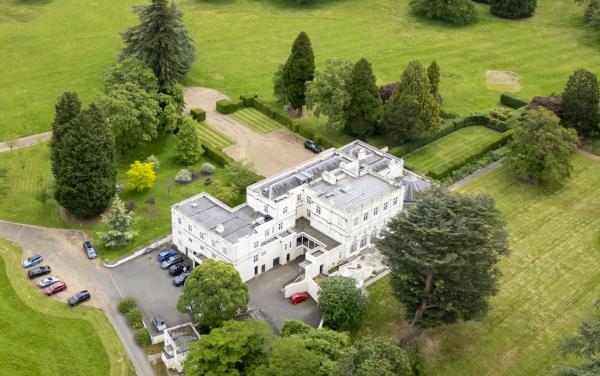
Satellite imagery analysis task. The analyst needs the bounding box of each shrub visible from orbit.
[491,0,537,19]
[410,0,477,25]
[125,199,137,212]
[526,96,561,115]
[201,144,232,166]
[134,328,151,346]
[145,196,156,205]
[145,155,160,170]
[216,99,243,114]
[500,92,529,109]
[201,162,216,175]
[190,108,206,122]
[240,94,257,107]
[126,161,156,192]
[379,82,399,104]
[175,168,192,184]
[117,298,136,314]
[126,307,144,329]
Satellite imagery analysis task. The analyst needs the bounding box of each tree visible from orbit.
[526,95,562,115]
[561,68,600,135]
[427,59,441,99]
[104,57,159,94]
[282,32,315,114]
[53,104,116,218]
[50,92,81,187]
[508,109,578,187]
[345,58,382,138]
[377,187,510,346]
[184,319,274,376]
[333,337,414,376]
[306,58,354,130]
[120,0,195,91]
[318,276,367,329]
[175,117,204,165]
[223,160,260,191]
[126,160,156,192]
[177,259,249,328]
[98,196,138,247]
[273,64,287,105]
[281,320,313,337]
[490,0,538,19]
[382,60,442,143]
[410,0,477,25]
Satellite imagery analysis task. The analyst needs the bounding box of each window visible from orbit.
[177,217,182,224]
[297,194,302,202]
[264,205,269,213]
[393,197,398,206]
[211,240,217,248]
[178,231,181,235]
[253,241,259,249]
[383,202,388,211]
[253,255,259,262]
[363,212,369,221]
[188,224,192,231]
[212,253,216,259]
[307,210,311,218]
[178,240,183,246]
[261,251,266,256]
[199,232,204,240]
[307,197,312,205]
[373,207,379,216]
[350,242,357,253]
[223,248,228,255]
[278,223,283,231]
[316,206,321,215]
[265,229,270,237]
[188,238,193,244]
[360,236,367,248]
[283,206,288,214]
[284,243,288,250]
[337,217,343,226]
[353,217,359,226]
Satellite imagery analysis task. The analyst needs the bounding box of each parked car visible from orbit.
[157,247,178,262]
[289,292,309,305]
[304,140,321,154]
[160,255,183,270]
[44,281,67,296]
[82,240,97,259]
[169,263,189,276]
[37,276,60,288]
[68,290,91,307]
[172,271,190,287]
[28,265,51,280]
[22,255,43,268]
[153,315,167,332]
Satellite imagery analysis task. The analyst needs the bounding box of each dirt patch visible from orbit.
[498,348,518,368]
[59,206,104,226]
[486,70,521,92]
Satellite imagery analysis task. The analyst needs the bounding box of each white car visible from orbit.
[38,276,60,288]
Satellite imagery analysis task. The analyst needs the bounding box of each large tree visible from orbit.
[382,60,442,143]
[318,275,367,330]
[282,32,315,115]
[333,337,414,376]
[306,58,354,130]
[184,319,274,376]
[509,108,578,187]
[377,188,510,346]
[50,92,81,185]
[560,68,600,135]
[175,117,204,165]
[490,0,537,19]
[345,58,382,138]
[53,104,116,218]
[120,0,195,91]
[427,59,441,99]
[177,259,249,328]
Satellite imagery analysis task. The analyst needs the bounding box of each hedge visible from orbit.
[117,298,136,314]
[134,328,152,347]
[501,92,529,109]
[240,94,257,107]
[190,108,206,122]
[389,122,458,157]
[126,307,144,329]
[216,99,244,114]
[201,142,233,166]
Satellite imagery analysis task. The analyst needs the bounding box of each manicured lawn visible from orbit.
[404,126,504,175]
[231,108,281,134]
[0,239,133,376]
[356,154,600,375]
[1,1,598,140]
[196,122,234,149]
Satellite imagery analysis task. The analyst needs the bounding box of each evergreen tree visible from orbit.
[50,92,81,182]
[490,0,537,19]
[121,0,196,91]
[410,0,477,25]
[98,195,138,247]
[427,59,441,98]
[175,117,204,165]
[383,60,442,143]
[282,32,315,115]
[345,58,382,138]
[561,68,600,135]
[54,104,116,218]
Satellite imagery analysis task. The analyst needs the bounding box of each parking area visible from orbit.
[107,249,191,336]
[247,261,321,332]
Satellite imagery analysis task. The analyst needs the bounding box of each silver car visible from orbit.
[38,276,60,288]
[153,315,167,332]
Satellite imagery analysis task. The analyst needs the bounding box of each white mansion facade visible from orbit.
[171,140,430,282]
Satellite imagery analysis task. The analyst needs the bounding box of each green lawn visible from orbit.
[196,122,234,150]
[231,108,281,134]
[1,0,598,140]
[355,154,600,375]
[404,126,504,175]
[0,239,133,376]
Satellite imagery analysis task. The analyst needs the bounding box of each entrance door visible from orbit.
[261,264,266,273]
[319,264,324,275]
[286,253,290,262]
[273,257,280,267]
[254,266,258,275]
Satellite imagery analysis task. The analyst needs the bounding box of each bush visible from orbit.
[125,200,137,212]
[526,96,561,115]
[145,196,156,205]
[240,94,258,107]
[501,92,529,109]
[126,307,144,329]
[201,162,216,175]
[216,99,243,114]
[190,108,206,122]
[491,0,537,19]
[145,155,160,170]
[175,168,192,184]
[117,298,136,314]
[126,161,156,192]
[134,328,151,346]
[410,0,477,25]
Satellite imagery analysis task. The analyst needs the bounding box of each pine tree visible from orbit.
[491,0,537,19]
[561,68,600,135]
[54,104,116,218]
[383,60,442,143]
[50,92,81,182]
[175,117,204,165]
[345,58,382,138]
[121,0,196,91]
[99,195,138,247]
[282,32,315,115]
[427,59,440,98]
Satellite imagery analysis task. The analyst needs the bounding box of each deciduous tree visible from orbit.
[560,68,600,135]
[98,195,138,247]
[282,32,315,115]
[318,275,367,329]
[345,58,382,138]
[126,160,156,192]
[175,117,203,165]
[333,337,414,376]
[223,160,260,191]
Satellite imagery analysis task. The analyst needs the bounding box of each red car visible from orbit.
[289,292,309,305]
[44,281,67,296]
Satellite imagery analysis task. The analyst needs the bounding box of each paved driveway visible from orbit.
[247,262,321,333]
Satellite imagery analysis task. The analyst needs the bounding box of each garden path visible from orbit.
[0,131,51,153]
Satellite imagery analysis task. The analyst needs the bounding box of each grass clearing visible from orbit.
[231,108,281,134]
[0,239,133,376]
[1,1,598,140]
[196,121,234,149]
[356,154,600,375]
[404,126,504,175]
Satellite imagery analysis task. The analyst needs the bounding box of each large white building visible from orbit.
[171,140,430,282]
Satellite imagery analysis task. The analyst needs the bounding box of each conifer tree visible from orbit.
[345,58,382,138]
[175,117,204,165]
[427,59,441,98]
[99,195,138,247]
[50,92,81,182]
[121,0,196,91]
[561,68,600,135]
[282,32,315,115]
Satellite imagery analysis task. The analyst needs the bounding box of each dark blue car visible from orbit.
[157,247,178,262]
[22,255,43,268]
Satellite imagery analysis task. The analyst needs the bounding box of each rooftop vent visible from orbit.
[322,170,337,185]
[215,224,224,233]
[191,203,198,208]
[340,185,352,193]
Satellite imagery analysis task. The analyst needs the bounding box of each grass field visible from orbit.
[0,239,133,376]
[354,154,600,375]
[196,122,234,149]
[404,126,504,175]
[1,0,598,140]
[231,108,281,134]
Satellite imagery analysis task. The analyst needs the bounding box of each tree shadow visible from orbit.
[11,0,53,5]
[252,0,353,11]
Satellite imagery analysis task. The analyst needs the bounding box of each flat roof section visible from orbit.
[294,218,341,250]
[310,173,396,210]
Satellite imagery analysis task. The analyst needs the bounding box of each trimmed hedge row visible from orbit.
[190,108,206,122]
[216,99,244,114]
[201,142,233,166]
[501,92,529,109]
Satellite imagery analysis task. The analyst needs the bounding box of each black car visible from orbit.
[172,271,190,287]
[160,255,183,270]
[304,139,321,153]
[169,263,189,276]
[28,265,51,280]
[68,290,91,307]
